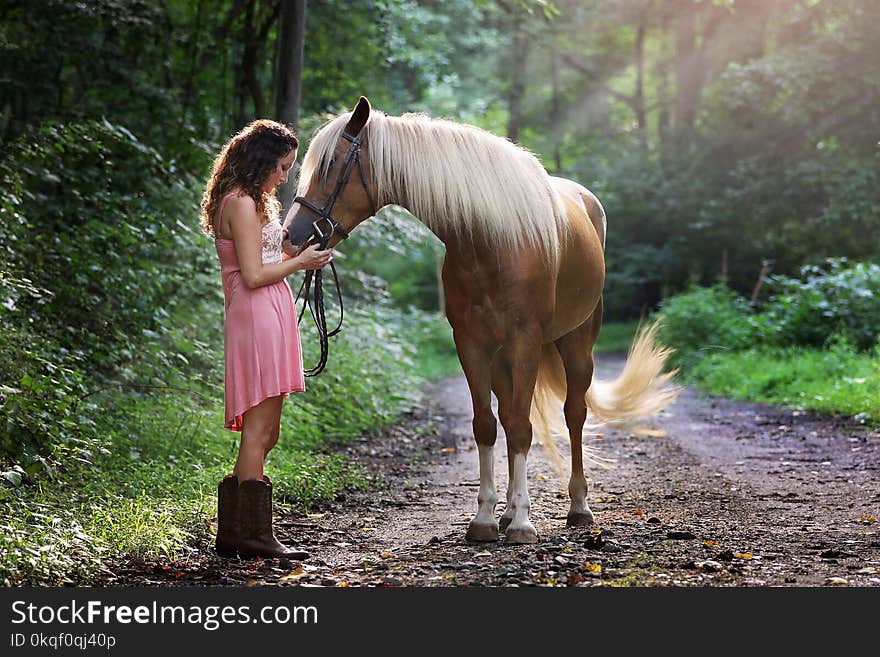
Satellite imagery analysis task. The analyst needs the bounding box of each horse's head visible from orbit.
[284,96,378,249]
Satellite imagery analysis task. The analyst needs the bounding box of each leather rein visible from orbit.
[290,127,376,377]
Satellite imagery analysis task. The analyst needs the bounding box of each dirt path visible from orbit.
[109,355,880,587]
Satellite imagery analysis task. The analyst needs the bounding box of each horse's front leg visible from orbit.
[494,337,541,544]
[453,330,501,542]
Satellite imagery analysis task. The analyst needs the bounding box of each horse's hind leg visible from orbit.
[494,338,541,544]
[555,303,603,527]
[454,332,501,542]
[493,356,515,534]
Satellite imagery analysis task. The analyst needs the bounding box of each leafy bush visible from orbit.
[0,322,96,470]
[656,285,755,369]
[0,120,205,379]
[755,258,880,350]
[688,339,880,423]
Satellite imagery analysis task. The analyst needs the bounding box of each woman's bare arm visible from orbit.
[226,195,331,288]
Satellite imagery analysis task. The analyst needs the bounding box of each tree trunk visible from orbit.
[234,0,258,125]
[634,10,647,154]
[276,0,307,214]
[675,1,726,141]
[675,3,698,133]
[550,40,561,172]
[506,13,528,143]
[244,0,265,119]
[656,7,672,148]
[734,0,770,62]
[180,0,206,132]
[236,0,281,123]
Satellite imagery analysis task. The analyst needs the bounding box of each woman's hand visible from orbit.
[281,238,300,260]
[294,243,333,270]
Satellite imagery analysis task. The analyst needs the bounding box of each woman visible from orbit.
[200,120,332,559]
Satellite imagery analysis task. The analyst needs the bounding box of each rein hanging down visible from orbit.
[293,242,344,378]
[289,127,376,377]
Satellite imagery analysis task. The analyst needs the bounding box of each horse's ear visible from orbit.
[344,96,371,135]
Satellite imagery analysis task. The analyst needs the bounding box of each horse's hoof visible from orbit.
[504,524,538,544]
[466,520,499,542]
[498,515,513,532]
[566,510,595,527]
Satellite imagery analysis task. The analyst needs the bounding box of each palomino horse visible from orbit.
[284,97,677,544]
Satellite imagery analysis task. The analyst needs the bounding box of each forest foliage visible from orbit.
[1,0,876,450]
[3,0,877,315]
[0,1,878,582]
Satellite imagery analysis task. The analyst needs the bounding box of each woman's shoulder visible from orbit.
[214,190,256,241]
[224,190,257,212]
[224,192,261,225]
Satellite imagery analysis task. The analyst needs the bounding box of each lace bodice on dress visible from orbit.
[260,220,284,265]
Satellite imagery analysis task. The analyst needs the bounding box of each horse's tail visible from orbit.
[530,342,569,476]
[586,320,679,425]
[529,319,679,474]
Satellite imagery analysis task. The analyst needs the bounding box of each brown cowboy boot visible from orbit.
[215,474,239,558]
[237,476,309,560]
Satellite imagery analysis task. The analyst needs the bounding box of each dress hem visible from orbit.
[223,385,306,432]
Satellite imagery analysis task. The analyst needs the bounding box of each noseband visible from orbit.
[292,127,376,248]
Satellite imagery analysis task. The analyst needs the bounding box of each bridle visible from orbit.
[290,126,377,377]
[292,127,376,248]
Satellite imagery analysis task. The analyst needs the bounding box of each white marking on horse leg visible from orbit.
[567,474,594,526]
[475,444,497,522]
[499,478,514,531]
[466,444,499,541]
[504,453,537,543]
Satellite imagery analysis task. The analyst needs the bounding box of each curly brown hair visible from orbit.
[200,119,299,236]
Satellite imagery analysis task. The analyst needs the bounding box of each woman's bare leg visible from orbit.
[233,396,284,481]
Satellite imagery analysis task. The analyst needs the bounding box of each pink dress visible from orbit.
[214,193,305,431]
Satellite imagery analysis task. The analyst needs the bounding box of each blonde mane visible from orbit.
[297,109,568,264]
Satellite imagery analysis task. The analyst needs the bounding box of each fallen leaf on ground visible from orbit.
[630,427,668,438]
[703,540,720,548]
[278,567,306,583]
[824,577,849,586]
[733,553,753,560]
[860,514,876,524]
[583,562,602,573]
[440,447,456,454]
[633,508,646,517]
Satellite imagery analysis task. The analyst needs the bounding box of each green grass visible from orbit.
[0,391,374,585]
[595,321,640,354]
[0,305,461,586]
[687,342,880,423]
